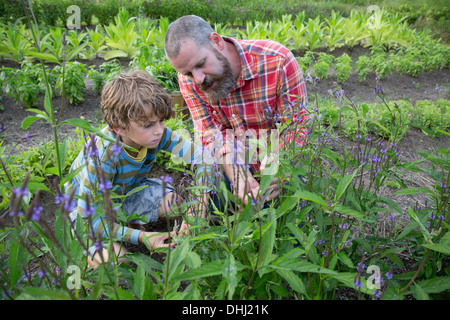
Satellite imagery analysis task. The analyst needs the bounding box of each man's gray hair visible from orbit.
[164,15,215,59]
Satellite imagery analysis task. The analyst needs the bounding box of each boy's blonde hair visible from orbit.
[101,69,174,131]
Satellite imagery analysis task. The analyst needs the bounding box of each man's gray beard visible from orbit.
[201,49,237,100]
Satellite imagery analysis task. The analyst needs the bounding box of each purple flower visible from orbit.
[9,210,24,217]
[334,89,344,100]
[13,185,30,199]
[38,269,47,278]
[0,122,7,133]
[374,85,384,94]
[357,262,366,272]
[85,133,99,158]
[339,223,350,230]
[160,176,173,184]
[94,240,103,252]
[83,203,95,216]
[98,179,112,193]
[353,279,364,288]
[373,289,381,299]
[110,143,122,157]
[385,272,393,280]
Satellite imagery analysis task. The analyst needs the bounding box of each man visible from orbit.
[164,15,308,207]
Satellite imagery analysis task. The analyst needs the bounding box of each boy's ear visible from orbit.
[112,127,122,135]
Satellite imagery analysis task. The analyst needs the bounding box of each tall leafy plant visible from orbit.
[104,8,139,60]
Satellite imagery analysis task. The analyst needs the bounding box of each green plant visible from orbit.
[53,61,87,105]
[324,10,345,51]
[0,63,41,108]
[313,52,334,80]
[412,99,450,134]
[104,8,139,60]
[304,16,324,51]
[296,50,315,73]
[342,10,367,48]
[39,26,87,63]
[288,11,307,50]
[334,53,352,83]
[354,55,372,82]
[0,22,31,62]
[87,60,124,94]
[79,25,108,60]
[370,46,391,79]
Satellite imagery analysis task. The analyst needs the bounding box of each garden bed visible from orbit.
[1,7,449,300]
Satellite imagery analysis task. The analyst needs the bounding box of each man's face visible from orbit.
[169,39,236,100]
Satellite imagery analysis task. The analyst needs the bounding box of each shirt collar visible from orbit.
[222,36,259,83]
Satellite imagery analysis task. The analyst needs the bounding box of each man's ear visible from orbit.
[209,32,224,51]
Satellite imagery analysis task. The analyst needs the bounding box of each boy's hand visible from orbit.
[139,231,176,250]
[178,220,190,236]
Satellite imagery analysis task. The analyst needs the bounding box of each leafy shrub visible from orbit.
[412,99,450,131]
[54,61,87,105]
[0,63,42,108]
[354,55,371,82]
[334,52,352,83]
[296,50,315,73]
[313,52,334,79]
[87,59,123,94]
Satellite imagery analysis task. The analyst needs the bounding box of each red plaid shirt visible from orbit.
[178,37,308,172]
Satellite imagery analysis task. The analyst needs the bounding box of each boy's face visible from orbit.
[115,114,164,151]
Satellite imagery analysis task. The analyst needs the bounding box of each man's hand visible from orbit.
[265,175,290,201]
[139,231,176,250]
[222,161,260,206]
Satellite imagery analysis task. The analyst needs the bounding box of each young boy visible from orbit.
[67,70,211,267]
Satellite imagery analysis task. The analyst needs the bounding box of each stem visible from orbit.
[400,249,430,294]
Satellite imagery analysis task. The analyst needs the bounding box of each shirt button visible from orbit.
[232,114,236,118]
[213,111,217,114]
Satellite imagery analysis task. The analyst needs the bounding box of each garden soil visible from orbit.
[0,54,449,298]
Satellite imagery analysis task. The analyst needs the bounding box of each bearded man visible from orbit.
[164,15,308,208]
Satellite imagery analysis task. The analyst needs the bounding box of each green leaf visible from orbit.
[44,90,53,121]
[396,187,436,197]
[21,115,47,130]
[122,253,163,273]
[415,276,450,294]
[257,210,276,276]
[172,259,225,282]
[133,265,155,300]
[16,288,71,300]
[328,272,374,294]
[276,269,307,296]
[222,254,237,299]
[294,189,329,211]
[167,240,189,280]
[422,243,450,255]
[405,207,432,243]
[333,204,372,222]
[334,169,359,203]
[414,284,430,300]
[337,251,355,269]
[22,50,61,64]
[104,50,129,60]
[185,251,202,269]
